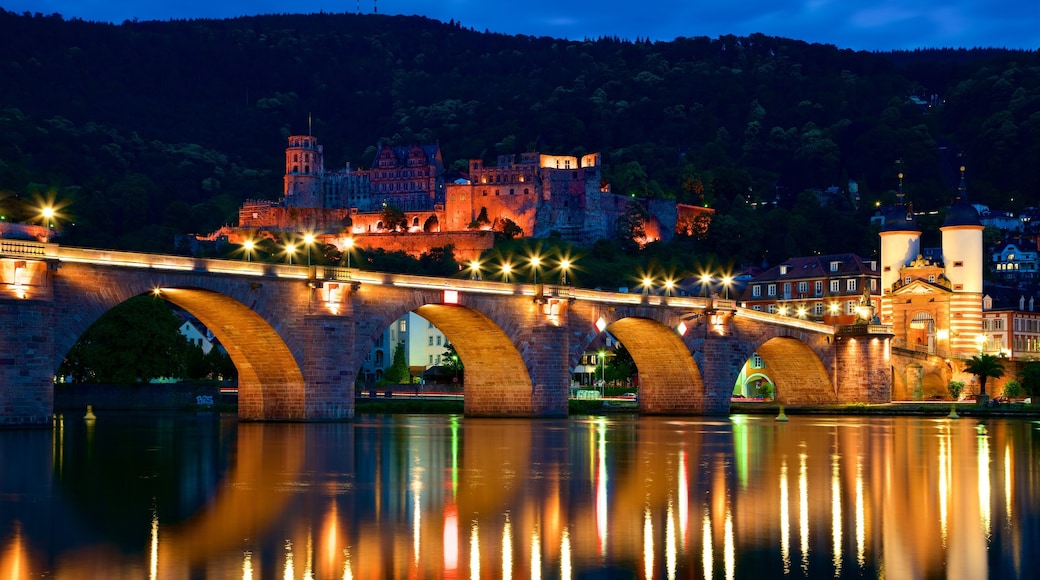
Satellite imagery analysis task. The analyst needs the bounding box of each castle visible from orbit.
[225,134,712,259]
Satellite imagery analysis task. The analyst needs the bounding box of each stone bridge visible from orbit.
[1,242,893,426]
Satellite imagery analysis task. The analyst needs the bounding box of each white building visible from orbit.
[991,238,1039,282]
[361,312,448,383]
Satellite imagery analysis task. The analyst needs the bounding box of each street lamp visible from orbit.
[470,260,481,280]
[530,255,541,284]
[721,275,733,299]
[303,233,315,266]
[501,262,512,282]
[285,242,296,265]
[598,350,606,397]
[560,259,571,285]
[243,239,255,262]
[40,206,55,242]
[699,273,711,297]
[664,279,675,296]
[344,237,354,269]
[642,277,653,295]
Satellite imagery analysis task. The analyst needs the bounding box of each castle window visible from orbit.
[483,190,488,197]
[884,266,891,272]
[510,188,515,195]
[412,217,419,227]
[496,190,500,196]
[780,265,788,275]
[953,261,964,267]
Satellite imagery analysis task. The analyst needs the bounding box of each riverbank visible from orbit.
[730,400,1040,418]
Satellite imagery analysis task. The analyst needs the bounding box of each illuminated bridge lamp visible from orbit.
[699,273,711,297]
[796,306,807,318]
[664,279,675,296]
[501,262,512,282]
[829,303,840,314]
[595,317,608,333]
[560,259,571,285]
[303,233,315,266]
[242,239,255,262]
[530,255,541,285]
[469,260,481,280]
[778,306,788,316]
[643,277,654,295]
[721,275,733,299]
[344,237,355,269]
[40,205,56,242]
[285,243,296,265]
[676,321,688,336]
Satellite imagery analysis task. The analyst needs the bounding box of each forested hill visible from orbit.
[0,9,1037,262]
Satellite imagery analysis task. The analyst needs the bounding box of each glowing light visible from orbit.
[502,515,513,580]
[829,303,840,314]
[444,504,459,572]
[724,506,735,580]
[530,255,541,284]
[559,258,571,285]
[831,454,843,575]
[243,239,255,261]
[560,528,572,579]
[469,260,481,280]
[443,289,459,304]
[284,540,295,580]
[643,277,654,294]
[152,287,162,296]
[531,527,542,580]
[596,317,608,332]
[243,552,254,580]
[799,452,809,574]
[643,507,654,580]
[721,275,733,299]
[470,521,480,580]
[676,321,688,336]
[780,459,791,574]
[596,419,609,555]
[285,243,297,265]
[797,306,807,318]
[702,508,713,580]
[150,509,159,580]
[666,500,677,580]
[778,306,789,316]
[664,278,675,296]
[501,262,512,282]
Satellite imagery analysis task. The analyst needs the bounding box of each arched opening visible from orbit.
[908,312,936,353]
[357,304,535,416]
[752,336,834,404]
[423,214,440,232]
[922,372,947,399]
[159,288,306,420]
[600,317,703,414]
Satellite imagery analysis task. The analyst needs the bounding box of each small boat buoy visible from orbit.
[775,405,789,422]
[84,405,96,421]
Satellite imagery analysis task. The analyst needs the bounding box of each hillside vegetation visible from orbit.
[1,9,1038,264]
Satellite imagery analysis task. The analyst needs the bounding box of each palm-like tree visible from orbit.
[964,353,1005,396]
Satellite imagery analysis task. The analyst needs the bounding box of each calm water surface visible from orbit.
[1,411,1039,579]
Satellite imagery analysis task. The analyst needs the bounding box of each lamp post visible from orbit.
[700,273,711,297]
[303,234,315,266]
[470,260,481,280]
[344,237,354,269]
[285,243,296,265]
[501,262,512,282]
[40,206,55,243]
[243,239,255,262]
[560,259,571,285]
[530,255,541,285]
[598,350,606,397]
[642,277,653,295]
[664,279,675,297]
[721,275,733,299]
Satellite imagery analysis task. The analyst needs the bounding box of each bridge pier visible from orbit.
[0,301,55,426]
[833,326,893,404]
[697,336,748,415]
[301,313,356,420]
[526,321,570,417]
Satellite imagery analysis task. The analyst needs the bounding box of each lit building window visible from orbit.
[751,354,764,368]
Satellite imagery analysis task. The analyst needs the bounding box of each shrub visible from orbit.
[1002,380,1022,399]
[948,380,965,400]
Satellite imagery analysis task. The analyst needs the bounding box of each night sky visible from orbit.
[3,0,1038,51]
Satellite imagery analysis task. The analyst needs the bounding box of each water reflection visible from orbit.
[1,414,1039,578]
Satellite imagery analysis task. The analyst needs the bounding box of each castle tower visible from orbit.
[939,165,984,356]
[284,135,324,208]
[878,171,920,324]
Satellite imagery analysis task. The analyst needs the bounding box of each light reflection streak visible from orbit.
[780,458,791,575]
[304,532,314,580]
[503,514,513,580]
[242,551,253,580]
[470,521,480,580]
[1004,444,1012,526]
[831,454,843,575]
[666,499,677,580]
[724,506,734,580]
[284,540,294,580]
[596,419,608,556]
[532,526,542,580]
[643,506,654,580]
[444,504,459,572]
[977,424,992,539]
[150,508,159,580]
[799,451,809,575]
[855,456,865,568]
[342,548,353,580]
[412,461,423,564]
[702,508,713,580]
[678,450,689,548]
[939,426,950,547]
[561,528,572,580]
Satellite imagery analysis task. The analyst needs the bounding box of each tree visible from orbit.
[380,204,408,232]
[58,295,189,384]
[497,217,523,240]
[442,342,463,385]
[963,353,1005,397]
[1020,361,1040,399]
[386,342,411,384]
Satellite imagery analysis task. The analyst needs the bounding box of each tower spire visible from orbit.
[308,113,312,136]
[957,164,967,201]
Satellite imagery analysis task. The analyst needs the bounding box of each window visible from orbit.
[905,276,911,284]
[846,279,857,291]
[751,354,764,369]
[436,336,442,346]
[767,304,778,314]
[814,281,823,295]
[830,261,840,272]
[813,302,825,316]
[870,279,877,291]
[752,285,761,297]
[953,261,963,267]
[752,305,763,311]
[846,301,857,315]
[797,281,808,293]
[928,275,935,283]
[830,280,840,293]
[782,282,791,297]
[780,265,789,275]
[767,284,777,296]
[428,336,434,346]
[429,355,434,364]
[399,320,407,332]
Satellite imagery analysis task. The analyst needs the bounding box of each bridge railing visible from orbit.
[837,324,893,336]
[0,240,53,259]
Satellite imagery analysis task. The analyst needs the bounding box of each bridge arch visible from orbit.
[350,292,538,416]
[750,336,836,405]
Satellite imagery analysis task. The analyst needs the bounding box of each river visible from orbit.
[1,411,1038,578]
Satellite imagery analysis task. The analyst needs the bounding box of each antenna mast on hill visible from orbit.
[374,0,378,13]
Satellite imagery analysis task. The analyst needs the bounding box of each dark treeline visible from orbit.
[1,9,1038,264]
